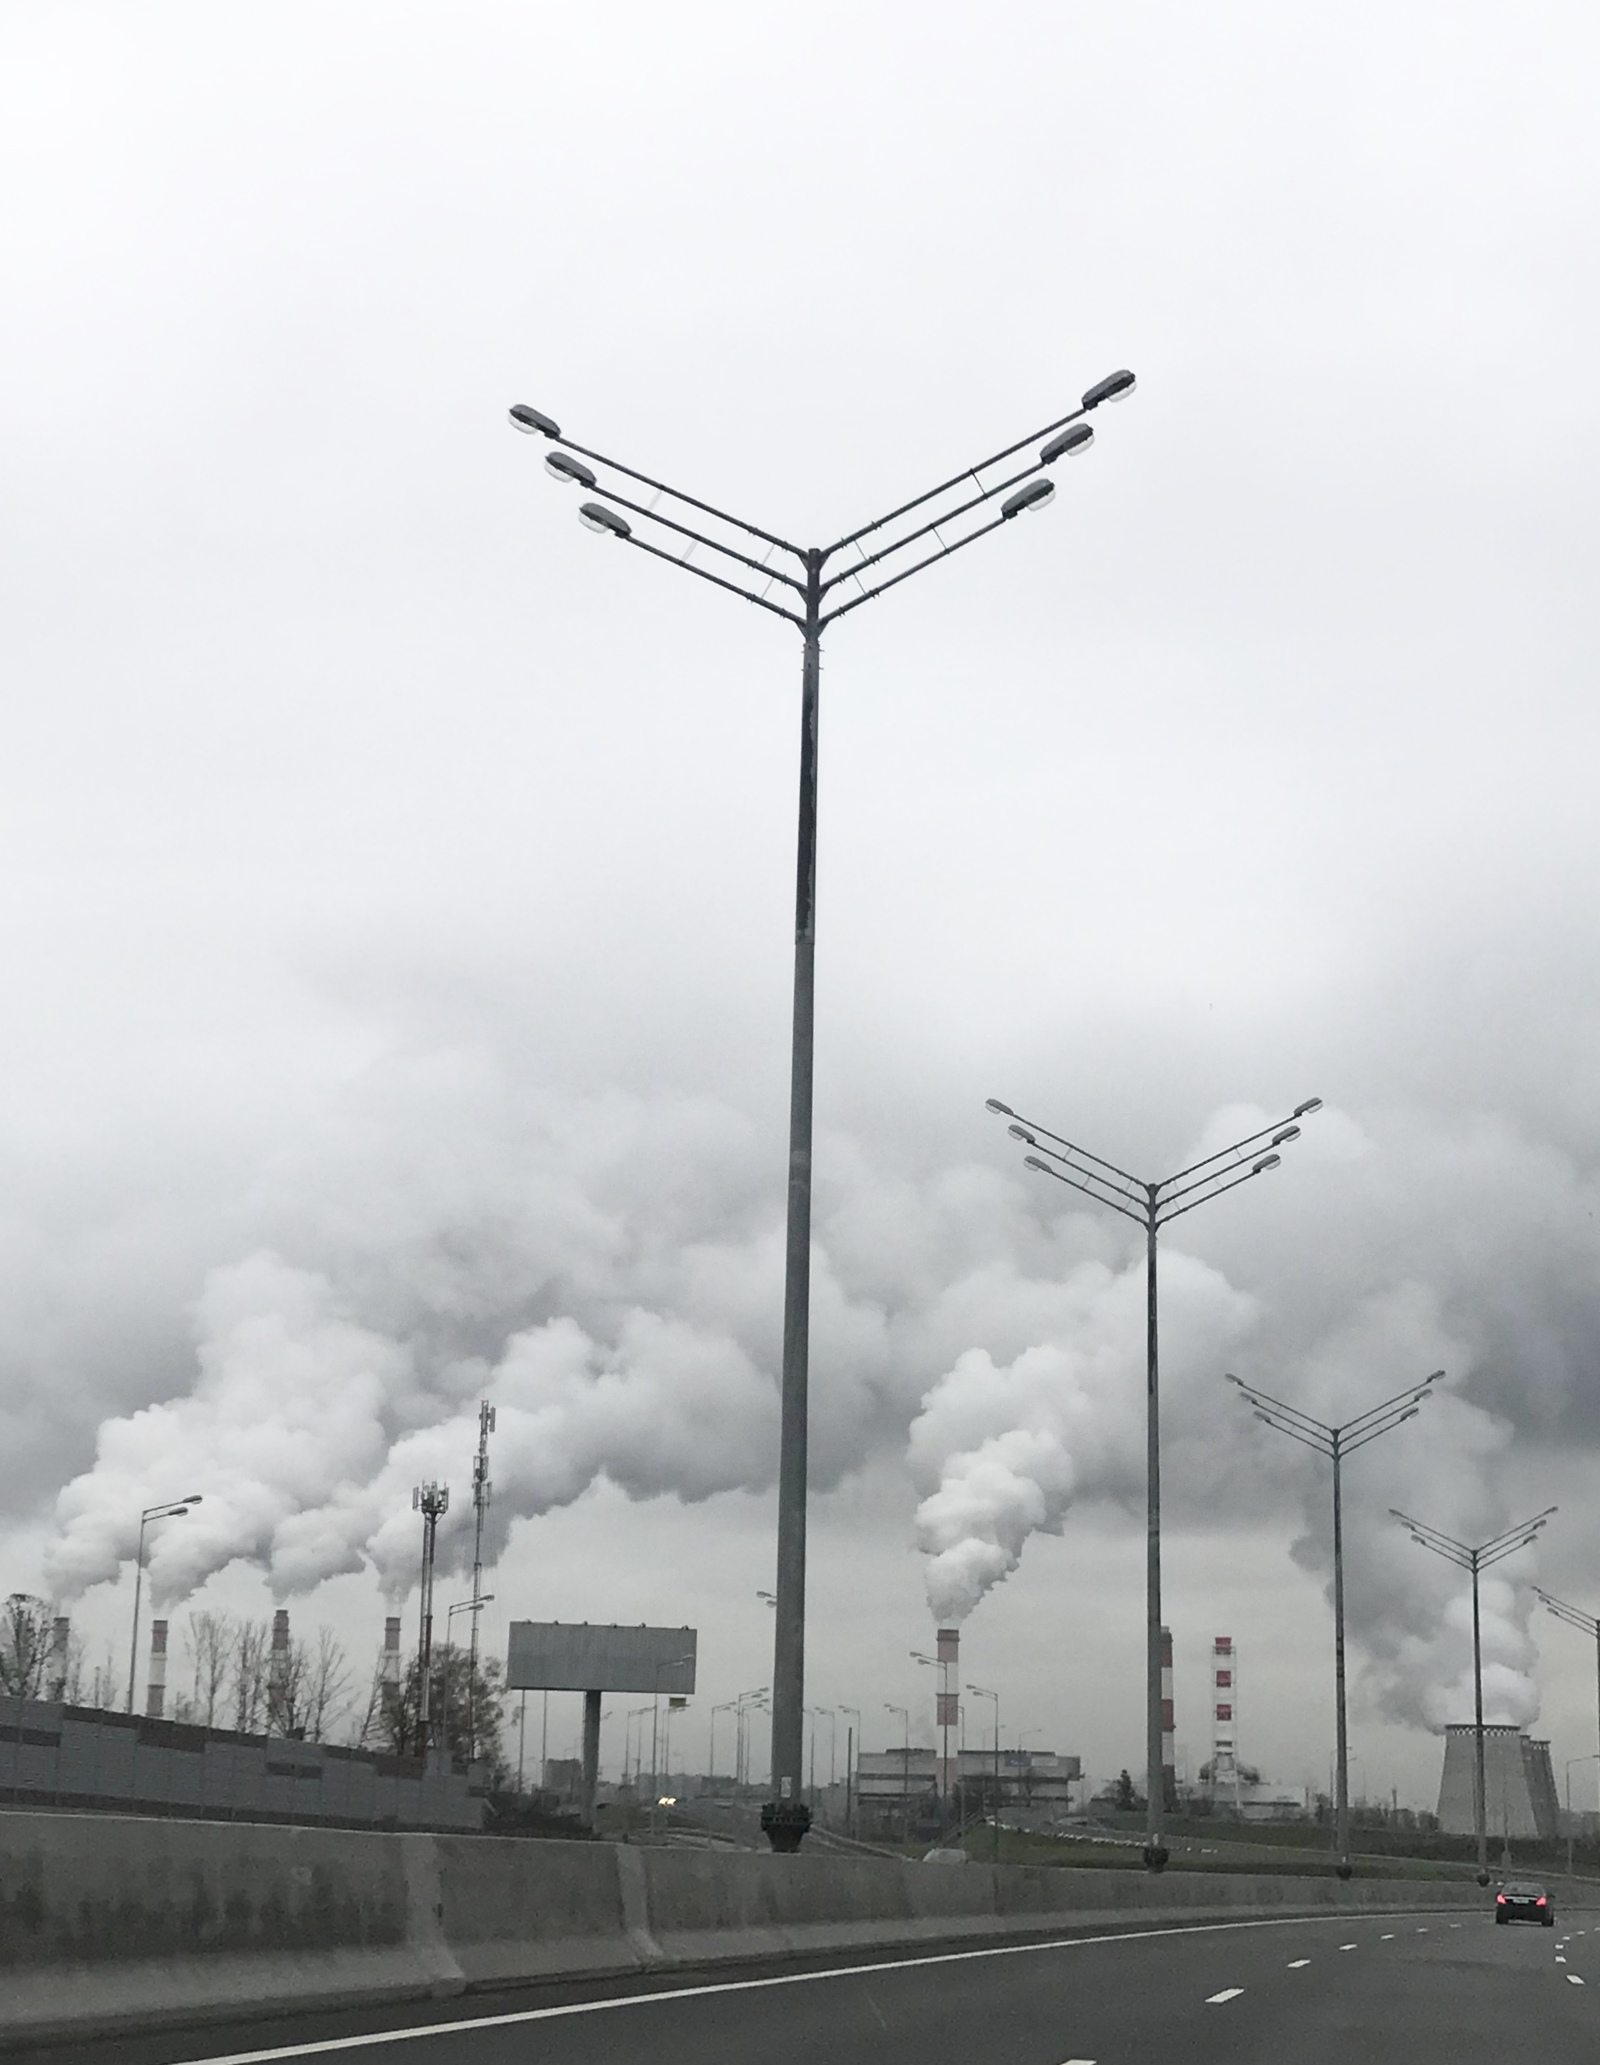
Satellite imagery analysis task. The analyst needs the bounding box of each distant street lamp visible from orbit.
[441,1595,493,1756]
[838,1704,861,1837]
[514,372,1138,1850]
[1391,1505,1556,1883]
[968,1684,1001,1863]
[989,1095,1321,1870]
[1537,1589,1600,1851]
[126,1496,201,1714]
[1225,1369,1443,1877]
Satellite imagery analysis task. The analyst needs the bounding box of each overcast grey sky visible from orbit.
[3,2,1599,1804]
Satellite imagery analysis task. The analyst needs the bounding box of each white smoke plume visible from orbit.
[908,1249,1259,1623]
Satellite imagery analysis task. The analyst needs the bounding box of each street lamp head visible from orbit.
[1081,369,1137,409]
[1023,1155,1051,1174]
[1223,1372,1243,1387]
[984,1098,1014,1116]
[1007,1124,1035,1144]
[579,502,632,539]
[182,1494,203,1504]
[1040,423,1094,464]
[1001,479,1056,518]
[1251,1153,1282,1174]
[1293,1098,1324,1117]
[1270,1126,1301,1146]
[544,451,597,488]
[509,404,560,438]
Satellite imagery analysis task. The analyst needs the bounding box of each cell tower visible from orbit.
[1211,1634,1240,1811]
[412,1480,450,1753]
[468,1400,495,1760]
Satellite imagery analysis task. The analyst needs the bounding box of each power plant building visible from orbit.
[1436,1724,1559,1841]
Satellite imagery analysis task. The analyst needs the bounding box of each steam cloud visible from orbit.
[32,1073,1597,1742]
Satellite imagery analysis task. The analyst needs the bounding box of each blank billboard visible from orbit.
[504,1622,697,1694]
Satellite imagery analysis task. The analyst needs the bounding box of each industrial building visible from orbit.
[857,1747,1080,1818]
[1436,1724,1560,1840]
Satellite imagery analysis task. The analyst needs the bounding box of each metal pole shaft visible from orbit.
[768,570,823,1850]
[1472,1556,1487,1880]
[1144,1205,1166,1868]
[1332,1438,1350,1873]
[126,1516,147,1716]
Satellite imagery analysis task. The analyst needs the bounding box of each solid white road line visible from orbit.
[1205,1989,1244,2005]
[170,1914,1458,2065]
[1286,1959,1311,1969]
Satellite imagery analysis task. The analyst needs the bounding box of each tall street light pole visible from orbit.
[1391,1505,1556,1884]
[1224,1368,1444,1877]
[988,1096,1321,1870]
[1535,1587,1600,1840]
[968,1683,1001,1863]
[512,371,1138,1848]
[126,1496,201,1715]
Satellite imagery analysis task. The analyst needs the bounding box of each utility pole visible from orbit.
[412,1481,450,1755]
[468,1401,495,1761]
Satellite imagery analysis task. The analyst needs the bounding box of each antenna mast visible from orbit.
[468,1400,495,1760]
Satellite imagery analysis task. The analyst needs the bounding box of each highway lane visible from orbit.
[21,1905,1600,2065]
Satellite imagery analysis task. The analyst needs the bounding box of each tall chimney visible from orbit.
[383,1616,401,1689]
[1160,1624,1175,1808]
[268,1608,291,1732]
[48,1616,70,1703]
[145,1619,168,1718]
[935,1627,960,1801]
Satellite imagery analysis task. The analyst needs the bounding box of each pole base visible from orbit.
[1335,1860,1353,1881]
[1142,1843,1170,1874]
[761,1799,813,1853]
[1476,1869,1491,1887]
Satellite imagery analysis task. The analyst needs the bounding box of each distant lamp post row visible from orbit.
[1536,1587,1600,1845]
[988,1095,1321,1871]
[968,1682,1001,1863]
[1392,1505,1557,1883]
[126,1496,202,1715]
[1225,1369,1444,1876]
[514,369,1139,1850]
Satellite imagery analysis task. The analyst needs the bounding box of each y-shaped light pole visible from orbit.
[988,1096,1320,1869]
[1392,1505,1556,1883]
[512,370,1137,1849]
[1225,1368,1444,1876]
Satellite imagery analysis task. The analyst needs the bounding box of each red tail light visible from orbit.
[1538,1897,1547,1906]
[1497,1894,1506,1904]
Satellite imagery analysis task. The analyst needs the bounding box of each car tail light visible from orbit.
[1497,1895,1506,1904]
[1538,1897,1547,1906]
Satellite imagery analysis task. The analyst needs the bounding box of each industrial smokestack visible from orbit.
[383,1615,402,1689]
[48,1616,69,1703]
[268,1608,290,1733]
[935,1627,959,1801]
[1160,1625,1175,1808]
[145,1619,167,1718]
[1211,1635,1238,1810]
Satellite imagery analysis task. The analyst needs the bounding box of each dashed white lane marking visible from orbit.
[1568,1975,1586,1986]
[1287,1959,1311,1969]
[1339,1943,1358,1952]
[1059,2058,1097,2063]
[1417,1927,1430,1933]
[1206,1989,1245,2005]
[1557,1957,1567,1964]
[1450,1923,1462,1929]
[1380,1933,1395,1940]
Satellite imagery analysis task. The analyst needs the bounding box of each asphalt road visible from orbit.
[23,1906,1600,2065]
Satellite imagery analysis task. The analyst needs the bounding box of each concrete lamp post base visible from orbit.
[1143,1843,1169,1874]
[761,1800,812,1854]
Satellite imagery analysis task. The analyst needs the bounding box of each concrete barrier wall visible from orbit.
[0,1811,1581,2045]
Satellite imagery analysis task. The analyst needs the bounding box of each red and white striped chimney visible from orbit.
[48,1616,70,1703]
[382,1615,402,1690]
[268,1608,290,1731]
[145,1618,168,1718]
[935,1626,960,1799]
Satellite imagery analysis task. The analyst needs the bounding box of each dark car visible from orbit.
[1495,1880,1554,1926]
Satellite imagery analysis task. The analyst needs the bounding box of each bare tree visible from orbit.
[0,1595,51,1698]
[184,1610,234,1728]
[86,1644,121,1712]
[302,1627,352,1743]
[230,1619,269,1734]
